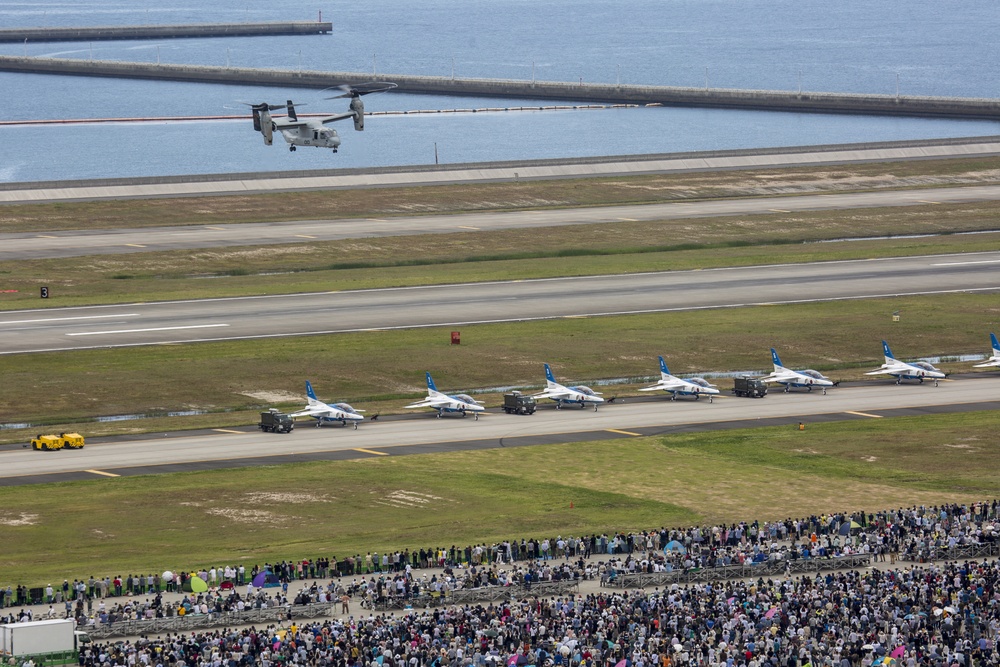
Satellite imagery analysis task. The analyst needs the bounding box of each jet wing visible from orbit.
[287,405,334,419]
[405,397,445,409]
[530,391,563,400]
[639,381,674,392]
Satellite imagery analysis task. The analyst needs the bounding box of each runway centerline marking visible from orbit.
[931,259,1000,266]
[85,469,119,477]
[354,448,388,456]
[606,428,642,436]
[213,429,244,434]
[66,324,229,336]
[0,313,139,325]
[845,411,883,418]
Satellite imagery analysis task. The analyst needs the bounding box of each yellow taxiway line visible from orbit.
[606,428,642,437]
[213,428,244,434]
[85,469,120,477]
[354,448,388,456]
[845,411,883,418]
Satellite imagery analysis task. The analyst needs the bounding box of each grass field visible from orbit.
[3,155,1000,233]
[0,410,996,586]
[3,203,999,309]
[1,292,996,440]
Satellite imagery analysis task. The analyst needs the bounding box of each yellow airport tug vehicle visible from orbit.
[30,433,85,450]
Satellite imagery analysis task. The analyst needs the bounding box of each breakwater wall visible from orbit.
[3,55,1000,120]
[0,22,332,43]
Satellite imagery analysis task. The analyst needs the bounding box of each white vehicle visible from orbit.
[532,363,604,411]
[405,372,485,420]
[973,333,1000,368]
[0,619,89,656]
[638,356,720,403]
[865,340,946,386]
[762,348,835,394]
[248,82,397,152]
[288,381,365,429]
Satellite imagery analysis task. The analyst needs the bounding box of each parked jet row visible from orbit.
[763,348,835,394]
[289,381,365,429]
[405,372,486,420]
[865,340,946,386]
[283,336,998,427]
[638,356,720,402]
[532,363,605,411]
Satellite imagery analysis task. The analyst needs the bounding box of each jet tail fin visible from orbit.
[770,348,784,371]
[425,372,437,393]
[882,340,895,364]
[992,332,1000,356]
[658,356,670,378]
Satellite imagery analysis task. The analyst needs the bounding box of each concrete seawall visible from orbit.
[2,55,1000,120]
[0,22,332,43]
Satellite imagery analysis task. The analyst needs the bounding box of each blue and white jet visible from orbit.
[762,348,835,394]
[865,340,946,385]
[638,356,720,403]
[405,372,485,420]
[973,333,1000,369]
[288,381,365,429]
[532,363,605,410]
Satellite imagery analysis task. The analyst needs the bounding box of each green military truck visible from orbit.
[258,409,295,433]
[503,391,537,415]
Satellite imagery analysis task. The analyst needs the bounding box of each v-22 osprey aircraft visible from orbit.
[249,82,397,152]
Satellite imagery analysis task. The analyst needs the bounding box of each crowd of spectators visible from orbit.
[73,556,1000,667]
[2,501,1000,666]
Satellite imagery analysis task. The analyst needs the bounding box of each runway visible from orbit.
[3,377,997,486]
[2,136,1000,205]
[0,251,997,355]
[4,184,1000,261]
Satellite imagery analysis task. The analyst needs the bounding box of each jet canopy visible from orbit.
[333,403,358,414]
[452,394,477,404]
[571,385,598,396]
[800,370,828,379]
[910,361,939,372]
[688,377,714,388]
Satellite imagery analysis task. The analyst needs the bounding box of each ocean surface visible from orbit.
[2,0,999,183]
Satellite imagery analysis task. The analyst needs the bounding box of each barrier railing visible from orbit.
[84,601,336,639]
[899,542,999,563]
[607,553,873,588]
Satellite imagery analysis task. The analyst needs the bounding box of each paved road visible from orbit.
[4,184,1000,261]
[1,251,998,354]
[3,377,997,485]
[2,137,1000,205]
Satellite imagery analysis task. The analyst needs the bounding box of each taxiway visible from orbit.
[3,377,997,486]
